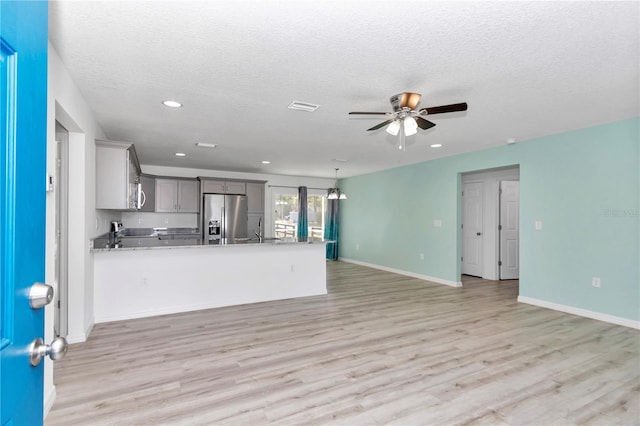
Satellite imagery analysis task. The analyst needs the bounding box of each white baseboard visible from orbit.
[84,318,94,339]
[339,258,462,287]
[44,384,56,418]
[517,296,640,330]
[65,332,86,344]
[65,319,95,344]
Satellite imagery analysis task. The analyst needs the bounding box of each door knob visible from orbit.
[29,282,53,309]
[28,336,68,366]
[476,232,482,236]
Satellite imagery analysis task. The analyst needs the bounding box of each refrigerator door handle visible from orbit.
[221,207,225,239]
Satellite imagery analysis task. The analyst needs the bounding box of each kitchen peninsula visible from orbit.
[92,237,329,323]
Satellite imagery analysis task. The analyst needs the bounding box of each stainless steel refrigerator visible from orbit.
[203,194,248,243]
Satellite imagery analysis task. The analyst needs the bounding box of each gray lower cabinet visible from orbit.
[155,179,199,213]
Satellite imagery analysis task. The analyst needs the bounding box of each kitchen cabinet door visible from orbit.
[139,175,156,212]
[95,140,141,210]
[246,182,265,213]
[177,180,199,213]
[225,181,246,194]
[202,179,246,194]
[202,180,226,193]
[155,179,178,212]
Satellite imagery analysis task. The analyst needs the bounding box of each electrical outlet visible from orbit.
[356,243,360,250]
[141,277,148,285]
[592,277,601,288]
[138,218,143,224]
[535,220,543,230]
[419,253,424,260]
[164,218,169,224]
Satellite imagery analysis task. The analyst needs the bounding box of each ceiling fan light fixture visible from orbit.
[404,117,418,136]
[386,120,400,136]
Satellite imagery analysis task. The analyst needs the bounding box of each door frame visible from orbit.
[459,166,520,282]
[54,122,70,338]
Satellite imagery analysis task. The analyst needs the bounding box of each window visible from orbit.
[273,189,327,240]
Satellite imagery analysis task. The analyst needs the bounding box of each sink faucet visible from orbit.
[254,218,263,242]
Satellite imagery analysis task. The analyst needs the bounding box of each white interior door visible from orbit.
[499,180,520,279]
[462,182,483,277]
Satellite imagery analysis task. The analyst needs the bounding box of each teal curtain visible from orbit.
[324,194,339,260]
[297,186,308,239]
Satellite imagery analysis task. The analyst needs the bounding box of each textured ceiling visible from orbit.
[49,1,639,178]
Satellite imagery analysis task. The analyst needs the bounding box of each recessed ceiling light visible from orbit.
[288,101,320,112]
[195,142,217,148]
[261,160,271,164]
[175,152,186,157]
[332,158,348,163]
[430,143,443,148]
[162,100,182,108]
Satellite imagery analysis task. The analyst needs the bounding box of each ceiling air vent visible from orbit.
[287,101,320,112]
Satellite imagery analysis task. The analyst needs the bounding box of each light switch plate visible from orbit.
[433,219,442,227]
[535,220,542,230]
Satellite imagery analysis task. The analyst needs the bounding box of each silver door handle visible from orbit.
[29,336,68,366]
[29,282,53,309]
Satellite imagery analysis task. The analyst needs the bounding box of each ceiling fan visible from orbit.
[349,92,468,149]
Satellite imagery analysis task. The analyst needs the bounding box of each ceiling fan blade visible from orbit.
[415,117,436,130]
[420,102,468,115]
[367,119,395,131]
[348,111,390,116]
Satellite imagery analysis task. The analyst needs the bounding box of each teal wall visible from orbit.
[339,118,639,322]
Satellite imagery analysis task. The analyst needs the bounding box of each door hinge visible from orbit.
[57,300,61,309]
[498,224,502,231]
[498,260,502,266]
[461,223,464,229]
[461,191,464,196]
[461,257,464,262]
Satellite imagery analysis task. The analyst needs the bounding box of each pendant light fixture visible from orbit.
[328,168,347,200]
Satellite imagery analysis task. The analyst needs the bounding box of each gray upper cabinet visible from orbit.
[138,175,156,212]
[155,179,199,213]
[202,179,246,195]
[246,182,265,213]
[177,180,199,212]
[95,140,141,210]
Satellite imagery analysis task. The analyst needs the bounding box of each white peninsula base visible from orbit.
[93,243,328,323]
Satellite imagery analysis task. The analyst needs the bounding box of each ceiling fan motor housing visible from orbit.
[390,92,422,112]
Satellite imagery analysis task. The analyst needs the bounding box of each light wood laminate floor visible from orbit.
[47,262,639,425]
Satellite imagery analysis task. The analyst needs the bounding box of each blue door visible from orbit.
[0,1,49,425]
